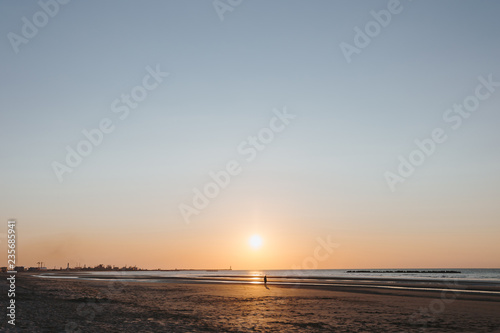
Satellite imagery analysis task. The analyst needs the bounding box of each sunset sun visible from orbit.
[249,234,263,249]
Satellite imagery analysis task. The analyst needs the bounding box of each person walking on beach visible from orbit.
[264,275,267,284]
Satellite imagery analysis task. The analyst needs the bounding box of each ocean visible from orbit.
[45,268,500,284]
[41,268,500,287]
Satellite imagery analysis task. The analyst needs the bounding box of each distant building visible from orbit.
[0,267,7,273]
[14,266,25,272]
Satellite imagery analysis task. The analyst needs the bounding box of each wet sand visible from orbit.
[1,273,500,332]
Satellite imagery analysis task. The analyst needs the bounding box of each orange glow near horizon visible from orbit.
[10,214,500,271]
[4,200,500,271]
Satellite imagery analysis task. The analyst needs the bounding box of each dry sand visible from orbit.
[1,273,500,332]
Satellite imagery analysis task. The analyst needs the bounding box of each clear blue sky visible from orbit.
[1,0,499,269]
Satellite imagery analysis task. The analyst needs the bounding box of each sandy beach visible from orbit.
[1,273,500,332]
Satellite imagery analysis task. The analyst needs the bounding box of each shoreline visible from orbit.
[36,271,500,298]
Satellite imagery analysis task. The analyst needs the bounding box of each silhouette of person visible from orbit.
[264,275,267,284]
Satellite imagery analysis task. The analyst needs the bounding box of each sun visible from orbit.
[249,234,263,249]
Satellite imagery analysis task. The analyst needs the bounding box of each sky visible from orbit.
[1,0,499,270]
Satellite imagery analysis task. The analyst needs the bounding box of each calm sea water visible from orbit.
[71,268,500,283]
